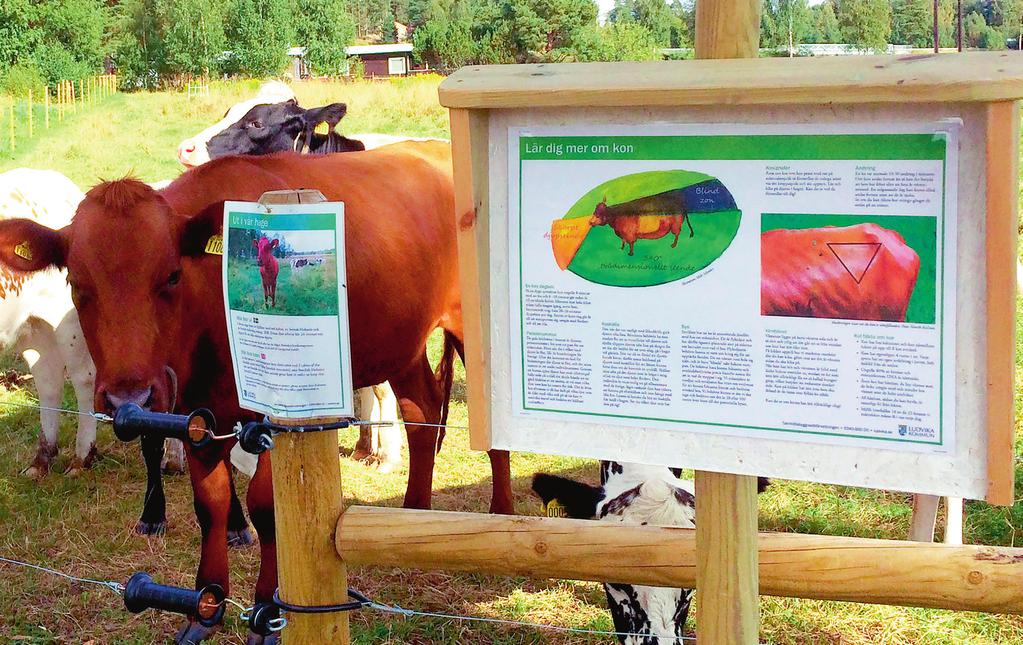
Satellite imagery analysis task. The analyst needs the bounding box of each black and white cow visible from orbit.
[532,462,697,645]
[533,462,770,644]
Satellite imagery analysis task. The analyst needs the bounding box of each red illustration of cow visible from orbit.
[253,236,280,308]
[588,188,694,256]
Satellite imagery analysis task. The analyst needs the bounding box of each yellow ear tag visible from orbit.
[14,242,32,261]
[314,121,330,135]
[204,235,223,255]
[541,499,567,519]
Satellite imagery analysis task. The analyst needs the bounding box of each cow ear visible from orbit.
[179,203,224,258]
[0,218,66,272]
[303,103,348,130]
[530,473,603,519]
[270,238,279,249]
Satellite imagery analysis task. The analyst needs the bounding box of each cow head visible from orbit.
[205,100,350,160]
[253,236,279,266]
[177,81,296,167]
[0,178,219,415]
[589,196,609,227]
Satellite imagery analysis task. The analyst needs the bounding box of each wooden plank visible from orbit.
[696,472,760,643]
[337,506,1023,614]
[438,52,1023,109]
[694,3,761,642]
[985,100,1019,506]
[449,108,493,451]
[695,0,761,59]
[261,189,349,644]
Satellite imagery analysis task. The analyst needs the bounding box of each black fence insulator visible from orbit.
[272,588,371,614]
[123,572,226,627]
[247,601,283,636]
[260,418,352,434]
[237,421,275,455]
[112,403,215,448]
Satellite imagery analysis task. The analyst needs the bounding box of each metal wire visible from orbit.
[0,555,124,596]
[0,399,112,423]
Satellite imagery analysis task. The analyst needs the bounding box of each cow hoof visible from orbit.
[246,631,280,645]
[175,620,218,645]
[135,519,167,536]
[227,527,256,548]
[21,464,46,479]
[350,448,373,462]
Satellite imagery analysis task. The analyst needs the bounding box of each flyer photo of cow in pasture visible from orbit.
[226,228,339,316]
[760,215,935,324]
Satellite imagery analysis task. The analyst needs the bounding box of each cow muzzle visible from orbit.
[97,367,179,415]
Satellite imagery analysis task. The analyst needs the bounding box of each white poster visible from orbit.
[509,123,957,453]
[222,201,353,418]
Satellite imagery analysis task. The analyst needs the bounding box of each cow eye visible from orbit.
[248,120,263,129]
[167,270,181,287]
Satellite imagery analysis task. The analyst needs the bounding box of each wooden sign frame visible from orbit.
[441,52,1022,508]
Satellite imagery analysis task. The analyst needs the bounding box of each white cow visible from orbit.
[0,169,96,476]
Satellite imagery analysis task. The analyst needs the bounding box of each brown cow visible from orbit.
[589,189,694,256]
[0,142,513,644]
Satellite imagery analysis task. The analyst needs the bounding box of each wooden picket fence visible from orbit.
[2,74,117,153]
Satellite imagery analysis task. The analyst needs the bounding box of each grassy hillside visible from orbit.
[0,78,1022,644]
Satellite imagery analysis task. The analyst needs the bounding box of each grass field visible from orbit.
[228,257,340,316]
[1,77,1023,644]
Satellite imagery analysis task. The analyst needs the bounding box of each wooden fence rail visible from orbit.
[338,506,1023,615]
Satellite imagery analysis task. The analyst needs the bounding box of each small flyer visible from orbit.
[509,123,957,454]
[222,200,353,418]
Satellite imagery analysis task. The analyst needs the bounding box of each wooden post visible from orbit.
[259,189,350,645]
[694,0,762,643]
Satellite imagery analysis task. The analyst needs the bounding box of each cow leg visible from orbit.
[137,434,168,535]
[375,383,404,474]
[620,239,626,250]
[352,387,377,462]
[21,338,62,478]
[628,241,636,256]
[162,438,187,474]
[176,446,232,644]
[57,311,97,475]
[245,452,278,645]
[670,218,682,248]
[488,449,513,514]
[685,213,694,237]
[391,354,444,510]
[227,463,255,548]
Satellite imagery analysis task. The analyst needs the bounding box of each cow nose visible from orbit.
[103,387,154,414]
[177,141,197,165]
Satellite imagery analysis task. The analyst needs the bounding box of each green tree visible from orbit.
[350,0,394,39]
[0,0,37,70]
[609,0,681,47]
[964,9,988,45]
[226,0,294,76]
[808,1,841,42]
[891,0,933,46]
[294,0,357,75]
[573,21,661,60]
[837,0,892,52]
[761,0,812,52]
[489,0,598,62]
[112,0,167,88]
[997,0,1023,48]
[164,0,228,77]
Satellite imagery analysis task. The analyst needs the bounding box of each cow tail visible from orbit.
[434,330,458,452]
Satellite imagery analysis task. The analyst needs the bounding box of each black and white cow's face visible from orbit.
[205,100,349,160]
